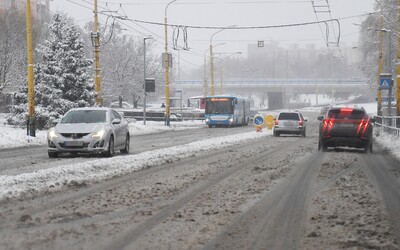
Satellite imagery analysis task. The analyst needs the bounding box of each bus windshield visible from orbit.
[205,98,234,114]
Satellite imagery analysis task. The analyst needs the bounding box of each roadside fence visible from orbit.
[374,116,400,137]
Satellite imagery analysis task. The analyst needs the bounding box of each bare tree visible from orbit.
[84,22,162,107]
[0,10,46,94]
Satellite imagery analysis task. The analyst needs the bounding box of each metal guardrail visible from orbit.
[120,110,205,122]
[374,115,400,137]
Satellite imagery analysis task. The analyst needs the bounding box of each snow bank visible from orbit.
[0,130,271,201]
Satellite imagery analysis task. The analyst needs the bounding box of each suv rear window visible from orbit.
[327,109,366,120]
[278,113,299,120]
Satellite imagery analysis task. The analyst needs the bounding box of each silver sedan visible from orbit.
[47,107,130,158]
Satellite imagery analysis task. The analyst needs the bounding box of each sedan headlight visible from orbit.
[48,128,58,139]
[92,128,105,139]
[229,117,234,123]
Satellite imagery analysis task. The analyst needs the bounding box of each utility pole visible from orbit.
[397,0,400,119]
[164,0,177,126]
[210,44,215,95]
[203,56,208,96]
[387,30,393,117]
[377,6,384,116]
[143,37,152,125]
[220,63,223,95]
[209,28,232,96]
[93,0,102,106]
[26,0,35,137]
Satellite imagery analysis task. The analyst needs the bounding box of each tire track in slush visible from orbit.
[202,151,325,250]
[360,147,400,247]
[106,137,310,250]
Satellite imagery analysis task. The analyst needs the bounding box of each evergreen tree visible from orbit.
[9,13,95,129]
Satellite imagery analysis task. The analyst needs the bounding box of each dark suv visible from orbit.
[317,107,374,152]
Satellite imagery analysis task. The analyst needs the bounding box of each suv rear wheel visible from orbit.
[318,140,327,151]
[365,140,373,153]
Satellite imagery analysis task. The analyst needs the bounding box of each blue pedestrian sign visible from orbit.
[380,74,392,90]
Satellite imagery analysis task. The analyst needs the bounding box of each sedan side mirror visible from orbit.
[317,116,324,121]
[112,119,121,124]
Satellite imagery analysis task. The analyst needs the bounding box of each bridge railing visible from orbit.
[174,79,367,86]
[374,115,400,137]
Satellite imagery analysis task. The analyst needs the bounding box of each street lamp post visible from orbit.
[376,0,384,116]
[143,37,152,125]
[385,29,393,117]
[214,52,242,95]
[210,27,235,96]
[204,43,226,97]
[164,0,177,126]
[396,0,400,121]
[203,53,208,97]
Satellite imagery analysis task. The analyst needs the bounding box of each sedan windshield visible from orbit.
[61,110,107,124]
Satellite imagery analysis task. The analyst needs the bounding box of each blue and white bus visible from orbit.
[205,95,251,128]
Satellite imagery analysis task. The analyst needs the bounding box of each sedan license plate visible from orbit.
[64,141,84,147]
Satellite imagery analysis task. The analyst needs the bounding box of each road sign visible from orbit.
[380,74,392,90]
[265,115,274,130]
[145,78,155,92]
[253,114,264,126]
[162,53,173,68]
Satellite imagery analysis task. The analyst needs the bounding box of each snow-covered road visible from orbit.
[1,104,400,202]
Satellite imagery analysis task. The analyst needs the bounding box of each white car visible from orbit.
[273,111,307,137]
[110,101,132,109]
[47,107,130,158]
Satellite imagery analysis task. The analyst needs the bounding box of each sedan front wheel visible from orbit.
[120,135,130,154]
[102,136,114,157]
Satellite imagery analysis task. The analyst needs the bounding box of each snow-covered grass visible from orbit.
[0,113,47,149]
[128,119,206,135]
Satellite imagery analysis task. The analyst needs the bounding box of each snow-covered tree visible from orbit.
[9,13,95,129]
[358,0,397,90]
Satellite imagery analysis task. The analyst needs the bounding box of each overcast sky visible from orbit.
[50,0,375,70]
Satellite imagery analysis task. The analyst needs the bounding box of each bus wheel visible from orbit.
[208,125,212,128]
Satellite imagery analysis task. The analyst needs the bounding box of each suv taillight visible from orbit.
[275,119,278,125]
[324,119,334,126]
[299,119,303,126]
[358,121,369,127]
